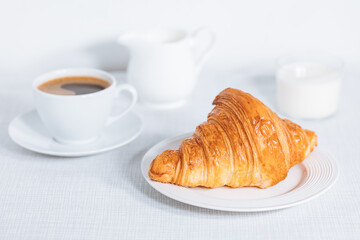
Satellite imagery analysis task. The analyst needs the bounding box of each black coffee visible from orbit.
[38,76,110,95]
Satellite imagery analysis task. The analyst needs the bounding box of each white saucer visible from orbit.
[9,110,143,157]
[142,133,339,212]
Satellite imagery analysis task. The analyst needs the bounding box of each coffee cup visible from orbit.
[33,68,137,145]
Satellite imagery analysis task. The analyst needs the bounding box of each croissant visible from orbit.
[149,88,317,189]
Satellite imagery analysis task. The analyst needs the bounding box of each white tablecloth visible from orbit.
[0,67,359,240]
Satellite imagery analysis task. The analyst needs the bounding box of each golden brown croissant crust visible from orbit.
[149,88,317,188]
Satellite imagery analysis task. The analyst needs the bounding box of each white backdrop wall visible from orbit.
[0,0,359,86]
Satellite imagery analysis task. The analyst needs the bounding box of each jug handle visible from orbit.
[192,27,216,75]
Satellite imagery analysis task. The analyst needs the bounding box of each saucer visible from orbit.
[8,110,143,157]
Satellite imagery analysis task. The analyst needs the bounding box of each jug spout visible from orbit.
[118,29,189,48]
[117,33,134,48]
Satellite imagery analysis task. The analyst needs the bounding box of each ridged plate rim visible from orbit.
[141,133,339,212]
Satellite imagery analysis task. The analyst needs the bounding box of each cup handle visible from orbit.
[106,84,137,125]
[192,27,216,75]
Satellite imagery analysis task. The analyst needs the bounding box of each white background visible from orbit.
[1,0,360,85]
[0,0,359,239]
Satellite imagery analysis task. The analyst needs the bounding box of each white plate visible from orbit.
[141,133,339,212]
[9,109,143,157]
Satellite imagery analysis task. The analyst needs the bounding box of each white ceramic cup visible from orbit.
[33,68,137,145]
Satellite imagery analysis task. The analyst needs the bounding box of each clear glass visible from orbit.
[276,53,343,119]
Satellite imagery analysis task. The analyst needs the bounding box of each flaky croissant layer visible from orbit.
[149,88,317,189]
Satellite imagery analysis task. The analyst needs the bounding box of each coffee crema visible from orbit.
[38,76,111,95]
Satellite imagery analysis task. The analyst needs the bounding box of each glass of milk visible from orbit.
[276,53,343,119]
